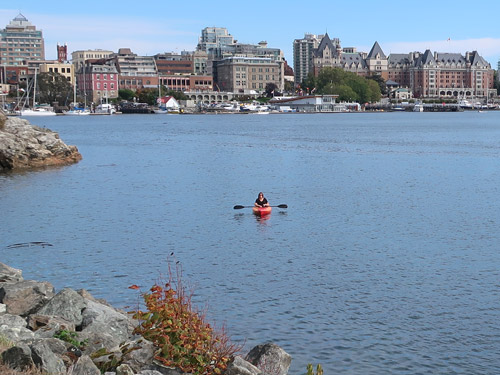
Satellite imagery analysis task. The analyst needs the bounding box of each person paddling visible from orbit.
[254,192,269,207]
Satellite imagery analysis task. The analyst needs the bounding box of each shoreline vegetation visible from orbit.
[0,261,294,375]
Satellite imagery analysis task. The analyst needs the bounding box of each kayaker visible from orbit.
[254,192,269,207]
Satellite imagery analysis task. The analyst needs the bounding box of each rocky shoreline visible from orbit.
[0,112,82,172]
[0,263,291,375]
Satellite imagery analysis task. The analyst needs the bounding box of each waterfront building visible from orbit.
[388,50,494,99]
[76,60,119,103]
[160,74,213,92]
[0,13,44,66]
[113,48,159,91]
[71,49,114,72]
[214,56,284,93]
[293,34,323,87]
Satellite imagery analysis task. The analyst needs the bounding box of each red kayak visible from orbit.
[252,206,272,216]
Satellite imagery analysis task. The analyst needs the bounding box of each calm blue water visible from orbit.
[2,112,500,374]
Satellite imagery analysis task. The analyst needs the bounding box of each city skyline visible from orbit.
[2,1,500,67]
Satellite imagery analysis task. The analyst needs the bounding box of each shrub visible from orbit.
[132,261,241,375]
[53,330,87,350]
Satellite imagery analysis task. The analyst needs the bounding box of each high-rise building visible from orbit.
[0,13,45,66]
[196,27,235,53]
[293,34,323,87]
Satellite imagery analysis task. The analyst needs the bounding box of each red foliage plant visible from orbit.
[132,262,242,375]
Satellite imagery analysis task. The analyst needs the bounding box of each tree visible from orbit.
[265,82,278,97]
[36,72,72,105]
[136,88,157,105]
[119,88,135,101]
[367,74,388,95]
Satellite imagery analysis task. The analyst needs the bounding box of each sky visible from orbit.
[2,1,500,68]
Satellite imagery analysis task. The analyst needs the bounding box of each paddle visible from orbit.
[233,204,288,209]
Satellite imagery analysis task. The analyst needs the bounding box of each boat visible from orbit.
[95,103,116,115]
[64,81,90,115]
[252,206,272,216]
[413,102,424,112]
[19,67,57,116]
[20,106,57,116]
[64,107,90,116]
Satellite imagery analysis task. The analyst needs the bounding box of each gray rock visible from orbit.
[71,355,101,375]
[137,371,164,375]
[1,344,34,370]
[0,313,34,342]
[225,356,262,375]
[117,363,135,375]
[36,287,87,326]
[30,339,67,375]
[0,116,81,171]
[28,314,76,339]
[0,279,55,316]
[0,303,6,314]
[121,338,155,373]
[0,262,23,283]
[245,343,292,375]
[79,297,135,354]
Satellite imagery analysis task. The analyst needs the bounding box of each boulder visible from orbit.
[36,288,87,327]
[120,338,155,373]
[0,262,23,283]
[71,355,101,375]
[0,313,34,342]
[0,116,82,171]
[30,339,67,375]
[225,355,262,375]
[245,343,292,375]
[28,314,76,339]
[79,297,135,354]
[0,279,55,316]
[1,344,34,370]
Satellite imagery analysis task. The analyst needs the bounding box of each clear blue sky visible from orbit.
[2,1,500,67]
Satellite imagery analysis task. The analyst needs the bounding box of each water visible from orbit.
[2,112,500,374]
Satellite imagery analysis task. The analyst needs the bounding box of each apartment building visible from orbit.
[0,14,44,66]
[293,34,323,87]
[113,48,159,90]
[196,27,235,53]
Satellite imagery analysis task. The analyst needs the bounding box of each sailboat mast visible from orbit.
[32,67,37,108]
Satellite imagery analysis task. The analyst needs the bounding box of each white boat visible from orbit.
[95,103,116,115]
[413,102,424,112]
[20,107,57,116]
[19,67,57,116]
[64,81,90,115]
[458,99,473,109]
[64,108,91,116]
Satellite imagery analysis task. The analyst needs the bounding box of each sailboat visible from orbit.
[20,68,57,117]
[64,82,90,115]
